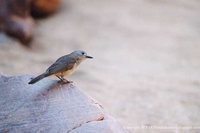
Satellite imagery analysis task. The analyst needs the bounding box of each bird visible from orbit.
[28,50,93,84]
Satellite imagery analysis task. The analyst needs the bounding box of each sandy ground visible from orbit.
[0,0,200,132]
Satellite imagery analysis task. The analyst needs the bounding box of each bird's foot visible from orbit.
[58,79,73,84]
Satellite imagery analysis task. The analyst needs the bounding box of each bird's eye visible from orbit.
[82,52,85,55]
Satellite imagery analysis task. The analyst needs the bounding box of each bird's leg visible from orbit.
[60,76,73,83]
[56,75,68,84]
[56,75,72,84]
[56,75,63,81]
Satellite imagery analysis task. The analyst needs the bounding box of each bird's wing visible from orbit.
[46,56,76,74]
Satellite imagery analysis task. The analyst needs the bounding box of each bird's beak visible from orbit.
[86,55,93,59]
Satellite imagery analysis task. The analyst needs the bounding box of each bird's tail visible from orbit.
[28,73,49,84]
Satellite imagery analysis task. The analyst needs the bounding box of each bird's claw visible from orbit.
[58,79,73,84]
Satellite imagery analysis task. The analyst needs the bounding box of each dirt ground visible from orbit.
[0,0,200,132]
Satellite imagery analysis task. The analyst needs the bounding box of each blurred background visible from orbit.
[0,0,200,132]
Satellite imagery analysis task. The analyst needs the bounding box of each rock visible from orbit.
[0,75,128,133]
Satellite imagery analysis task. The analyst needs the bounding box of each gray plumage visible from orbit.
[28,50,93,84]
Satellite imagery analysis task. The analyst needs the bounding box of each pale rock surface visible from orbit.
[0,75,128,133]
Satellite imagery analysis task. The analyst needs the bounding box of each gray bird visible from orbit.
[28,50,93,84]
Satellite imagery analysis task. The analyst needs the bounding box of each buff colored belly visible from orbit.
[56,63,78,77]
[62,68,75,76]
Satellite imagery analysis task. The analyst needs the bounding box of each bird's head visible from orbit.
[71,50,93,62]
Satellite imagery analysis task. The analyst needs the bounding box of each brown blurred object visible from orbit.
[0,0,61,45]
[0,0,34,44]
[31,0,61,17]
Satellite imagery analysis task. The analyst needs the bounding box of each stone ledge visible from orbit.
[0,75,128,133]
